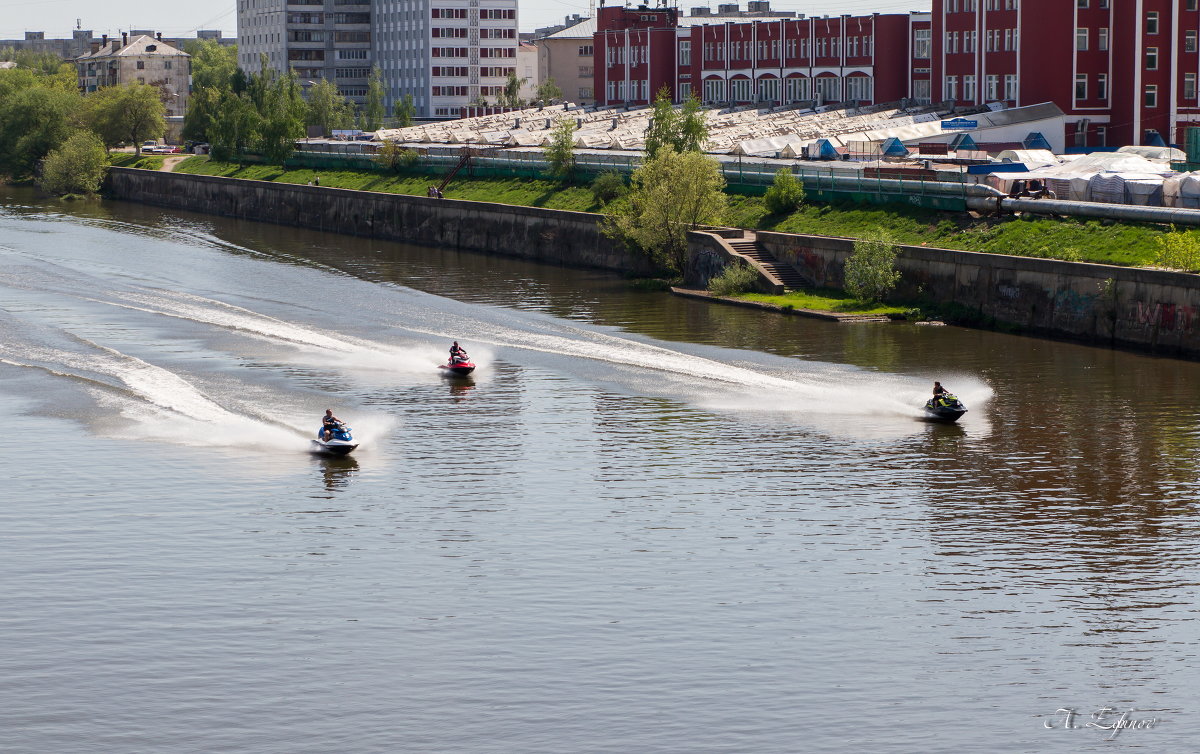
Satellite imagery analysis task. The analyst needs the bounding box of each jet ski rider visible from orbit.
[932,382,948,406]
[321,409,343,441]
[450,341,467,362]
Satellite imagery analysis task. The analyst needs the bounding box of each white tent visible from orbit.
[996,149,1059,168]
[1122,176,1167,206]
[1117,145,1186,162]
[731,134,807,156]
[1163,173,1200,208]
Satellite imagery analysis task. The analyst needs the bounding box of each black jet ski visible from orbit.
[924,394,967,422]
[312,422,358,455]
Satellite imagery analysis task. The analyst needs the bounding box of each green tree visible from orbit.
[1155,229,1200,271]
[0,49,67,77]
[535,77,562,104]
[497,72,526,108]
[183,39,239,92]
[764,168,805,214]
[0,85,81,178]
[305,77,354,136]
[37,130,108,195]
[605,148,727,273]
[182,85,221,144]
[843,231,902,303]
[81,84,165,155]
[643,86,680,159]
[208,91,260,163]
[364,66,386,131]
[257,68,306,165]
[591,170,626,205]
[707,263,758,296]
[394,94,416,127]
[677,92,708,153]
[544,116,576,181]
[644,88,708,158]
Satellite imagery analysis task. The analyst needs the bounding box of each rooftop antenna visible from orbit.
[76,18,81,30]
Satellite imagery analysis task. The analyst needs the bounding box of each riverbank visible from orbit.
[172,155,1193,268]
[105,166,1200,358]
[670,287,899,322]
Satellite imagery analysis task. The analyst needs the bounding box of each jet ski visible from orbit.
[439,352,476,376]
[924,394,967,422]
[312,422,358,455]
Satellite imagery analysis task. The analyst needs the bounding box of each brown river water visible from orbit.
[1,186,1197,752]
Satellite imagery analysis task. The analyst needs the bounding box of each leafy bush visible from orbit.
[764,168,805,214]
[843,231,901,303]
[708,263,758,296]
[38,131,108,195]
[1155,228,1200,271]
[591,171,626,205]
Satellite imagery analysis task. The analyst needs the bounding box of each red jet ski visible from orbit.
[439,351,475,376]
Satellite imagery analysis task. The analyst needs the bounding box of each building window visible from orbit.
[1146,11,1159,34]
[703,78,724,103]
[945,75,958,102]
[1188,31,1198,53]
[986,74,999,100]
[844,75,872,102]
[578,45,593,56]
[1098,28,1109,50]
[1077,0,1087,6]
[137,60,145,69]
[679,40,691,66]
[1097,73,1108,99]
[1190,0,1199,10]
[1075,28,1088,51]
[1187,73,1198,100]
[914,29,930,59]
[963,74,977,102]
[1075,74,1087,100]
[1004,74,1017,101]
[1145,84,1158,107]
[1146,47,1158,70]
[677,83,689,100]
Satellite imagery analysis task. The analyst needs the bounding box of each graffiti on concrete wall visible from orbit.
[1131,301,1199,333]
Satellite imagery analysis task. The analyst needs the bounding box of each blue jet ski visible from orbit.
[312,422,358,455]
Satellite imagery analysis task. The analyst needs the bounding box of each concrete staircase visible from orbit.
[728,232,811,291]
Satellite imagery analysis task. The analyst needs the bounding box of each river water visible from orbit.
[2,186,1197,752]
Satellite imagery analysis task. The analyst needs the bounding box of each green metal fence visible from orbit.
[278,147,970,210]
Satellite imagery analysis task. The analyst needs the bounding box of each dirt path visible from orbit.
[160,155,188,172]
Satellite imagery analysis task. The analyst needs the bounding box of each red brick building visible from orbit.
[595,5,930,110]
[595,1,1200,147]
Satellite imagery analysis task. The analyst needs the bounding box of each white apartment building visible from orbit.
[237,0,518,119]
[374,0,518,117]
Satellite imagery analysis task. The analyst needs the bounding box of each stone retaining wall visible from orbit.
[105,168,659,276]
[755,230,1200,356]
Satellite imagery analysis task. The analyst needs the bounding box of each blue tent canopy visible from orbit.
[1144,130,1168,147]
[813,139,839,160]
[880,137,909,157]
[1023,132,1052,150]
[949,133,978,151]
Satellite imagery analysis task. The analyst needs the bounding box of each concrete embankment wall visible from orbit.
[754,230,1200,356]
[108,168,1200,357]
[105,167,659,276]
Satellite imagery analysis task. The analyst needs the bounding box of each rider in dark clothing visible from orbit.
[322,409,342,441]
[933,382,947,397]
[450,341,467,361]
